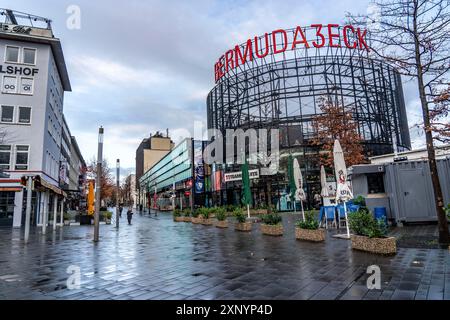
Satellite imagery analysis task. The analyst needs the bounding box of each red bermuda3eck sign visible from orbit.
[214,24,370,82]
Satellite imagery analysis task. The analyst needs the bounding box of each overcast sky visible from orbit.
[2,0,426,174]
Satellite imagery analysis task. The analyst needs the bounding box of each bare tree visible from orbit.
[311,97,367,167]
[86,158,115,206]
[348,0,450,244]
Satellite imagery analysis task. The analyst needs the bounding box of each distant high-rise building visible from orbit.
[135,131,174,207]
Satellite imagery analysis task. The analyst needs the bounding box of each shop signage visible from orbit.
[0,23,32,35]
[214,24,370,82]
[224,169,259,182]
[0,65,39,76]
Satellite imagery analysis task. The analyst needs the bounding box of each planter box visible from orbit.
[235,222,252,232]
[105,219,111,225]
[191,217,203,224]
[201,218,213,225]
[174,216,184,222]
[295,227,325,242]
[64,220,70,226]
[183,216,192,222]
[261,224,283,236]
[215,220,228,228]
[351,234,397,255]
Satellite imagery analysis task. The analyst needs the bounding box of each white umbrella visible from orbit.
[320,165,329,197]
[333,139,353,238]
[293,158,306,220]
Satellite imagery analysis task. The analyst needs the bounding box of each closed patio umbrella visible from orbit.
[293,157,306,220]
[333,139,353,238]
[241,157,252,218]
[320,165,329,197]
[287,155,297,212]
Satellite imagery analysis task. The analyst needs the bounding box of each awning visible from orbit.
[0,187,22,192]
[34,176,67,197]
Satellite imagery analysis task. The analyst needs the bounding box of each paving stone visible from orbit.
[0,212,448,300]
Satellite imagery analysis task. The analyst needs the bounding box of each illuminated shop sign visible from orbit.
[214,24,370,82]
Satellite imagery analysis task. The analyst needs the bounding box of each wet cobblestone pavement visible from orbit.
[0,211,449,300]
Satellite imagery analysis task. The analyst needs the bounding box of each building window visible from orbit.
[2,76,17,94]
[0,191,15,220]
[1,105,14,123]
[15,145,29,170]
[367,173,385,194]
[5,46,19,63]
[22,48,36,65]
[18,107,32,124]
[0,145,11,170]
[19,77,34,95]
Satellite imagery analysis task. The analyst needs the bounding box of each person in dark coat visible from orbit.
[126,207,133,225]
[119,205,123,218]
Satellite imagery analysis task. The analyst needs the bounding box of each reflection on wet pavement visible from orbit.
[0,211,449,300]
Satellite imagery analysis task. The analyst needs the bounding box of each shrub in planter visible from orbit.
[63,212,71,225]
[182,209,192,222]
[191,209,203,224]
[295,211,325,242]
[234,208,252,231]
[260,213,283,236]
[214,207,228,228]
[445,203,450,221]
[200,208,213,225]
[173,209,184,222]
[103,211,113,224]
[348,210,396,255]
[352,195,366,207]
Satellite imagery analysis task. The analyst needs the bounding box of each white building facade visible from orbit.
[0,10,72,228]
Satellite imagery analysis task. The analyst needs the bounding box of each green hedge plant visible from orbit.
[215,208,227,221]
[182,209,191,217]
[348,209,387,238]
[445,204,450,221]
[233,208,246,223]
[173,209,182,217]
[296,211,319,230]
[261,213,282,225]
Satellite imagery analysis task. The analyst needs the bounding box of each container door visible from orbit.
[399,168,432,220]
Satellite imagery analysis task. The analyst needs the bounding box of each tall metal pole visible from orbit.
[190,138,194,213]
[94,127,104,242]
[24,176,33,243]
[116,159,120,228]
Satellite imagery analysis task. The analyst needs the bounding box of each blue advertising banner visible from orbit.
[194,140,204,193]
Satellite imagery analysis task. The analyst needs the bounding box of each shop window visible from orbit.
[23,48,36,65]
[367,173,385,194]
[15,145,29,170]
[5,46,19,63]
[0,145,11,170]
[1,105,14,123]
[18,107,32,124]
[0,191,15,220]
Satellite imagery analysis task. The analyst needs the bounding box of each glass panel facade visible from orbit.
[140,139,193,192]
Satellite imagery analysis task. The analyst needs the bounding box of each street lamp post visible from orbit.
[116,159,120,228]
[94,126,104,242]
[24,175,33,243]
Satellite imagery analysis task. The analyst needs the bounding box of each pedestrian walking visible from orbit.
[119,204,123,218]
[127,207,133,225]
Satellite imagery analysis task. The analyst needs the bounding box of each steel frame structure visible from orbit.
[207,26,411,157]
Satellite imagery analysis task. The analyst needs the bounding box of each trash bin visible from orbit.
[374,207,387,225]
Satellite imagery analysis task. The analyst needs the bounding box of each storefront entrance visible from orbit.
[0,191,15,226]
